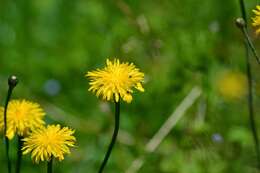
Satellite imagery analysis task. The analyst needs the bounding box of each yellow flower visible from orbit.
[86,59,145,103]
[252,5,260,34]
[22,124,76,163]
[217,71,247,100]
[0,99,45,140]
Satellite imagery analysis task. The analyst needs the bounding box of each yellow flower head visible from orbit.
[252,5,260,34]
[0,99,45,140]
[22,124,76,163]
[217,71,247,100]
[86,59,145,103]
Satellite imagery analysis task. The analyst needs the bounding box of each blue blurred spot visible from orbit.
[43,79,61,96]
[211,133,223,143]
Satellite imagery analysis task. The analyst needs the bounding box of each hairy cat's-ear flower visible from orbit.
[22,124,76,163]
[252,5,260,34]
[86,59,144,103]
[0,99,45,139]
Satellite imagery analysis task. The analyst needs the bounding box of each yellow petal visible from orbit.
[123,94,133,103]
[135,83,144,92]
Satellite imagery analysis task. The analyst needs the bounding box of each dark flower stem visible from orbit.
[239,0,247,23]
[4,75,18,173]
[98,100,120,173]
[238,0,260,168]
[47,157,53,173]
[241,27,260,65]
[246,42,260,169]
[237,0,260,65]
[15,136,23,173]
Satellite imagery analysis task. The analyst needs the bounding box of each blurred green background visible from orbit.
[1,0,260,172]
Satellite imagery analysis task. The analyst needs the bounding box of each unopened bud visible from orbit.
[235,18,246,28]
[8,75,18,88]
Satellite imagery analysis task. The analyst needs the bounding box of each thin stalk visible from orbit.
[239,0,247,23]
[98,100,120,173]
[241,27,260,65]
[238,0,260,65]
[238,0,260,168]
[15,136,23,173]
[4,88,12,173]
[4,75,18,173]
[47,157,53,173]
[246,42,260,168]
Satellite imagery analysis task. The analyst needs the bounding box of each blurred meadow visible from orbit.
[1,0,260,173]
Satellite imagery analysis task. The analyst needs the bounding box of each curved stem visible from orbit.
[4,79,17,173]
[238,0,260,168]
[47,157,53,173]
[241,27,260,65]
[246,43,260,169]
[239,0,247,24]
[238,0,260,65]
[98,100,120,173]
[15,136,23,173]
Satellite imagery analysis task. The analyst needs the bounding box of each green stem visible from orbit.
[98,100,120,173]
[4,75,18,173]
[238,0,260,168]
[239,0,247,24]
[15,136,23,173]
[47,157,53,173]
[4,88,12,173]
[245,41,260,169]
[241,27,260,65]
[238,0,260,65]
